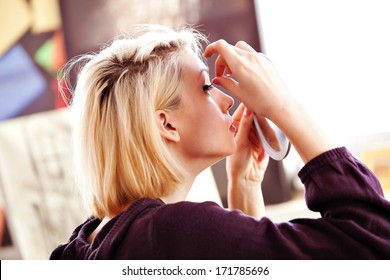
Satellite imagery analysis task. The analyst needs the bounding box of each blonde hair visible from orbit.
[63,25,207,218]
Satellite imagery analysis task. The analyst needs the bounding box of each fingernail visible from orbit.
[212,77,221,85]
[244,107,252,116]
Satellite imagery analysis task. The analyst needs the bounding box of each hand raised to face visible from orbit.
[204,40,292,123]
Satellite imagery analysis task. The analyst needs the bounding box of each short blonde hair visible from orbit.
[64,25,207,218]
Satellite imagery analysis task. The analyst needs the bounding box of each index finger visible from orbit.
[232,103,246,123]
[204,40,239,76]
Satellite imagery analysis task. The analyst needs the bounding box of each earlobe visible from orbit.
[155,110,180,143]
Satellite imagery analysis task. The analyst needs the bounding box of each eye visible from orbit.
[202,83,214,94]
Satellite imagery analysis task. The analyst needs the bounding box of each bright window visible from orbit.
[256,0,390,143]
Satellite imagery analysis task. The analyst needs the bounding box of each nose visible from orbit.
[215,88,234,113]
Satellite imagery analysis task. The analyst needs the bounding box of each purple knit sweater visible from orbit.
[50,147,390,259]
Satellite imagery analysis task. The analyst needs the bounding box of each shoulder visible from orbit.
[163,200,224,214]
[151,201,271,258]
[155,200,238,224]
[154,200,273,233]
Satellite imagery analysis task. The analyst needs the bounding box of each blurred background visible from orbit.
[0,0,389,259]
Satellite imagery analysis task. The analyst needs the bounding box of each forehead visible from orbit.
[180,50,208,75]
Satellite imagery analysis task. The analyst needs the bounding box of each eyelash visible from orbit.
[202,83,214,93]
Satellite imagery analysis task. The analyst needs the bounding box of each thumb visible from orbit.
[212,76,242,99]
[235,107,253,147]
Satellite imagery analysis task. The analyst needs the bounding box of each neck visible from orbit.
[161,146,222,204]
[160,172,197,204]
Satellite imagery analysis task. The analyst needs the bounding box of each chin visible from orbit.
[215,147,236,162]
[206,151,231,166]
[203,142,236,166]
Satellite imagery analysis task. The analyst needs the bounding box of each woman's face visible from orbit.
[172,50,236,168]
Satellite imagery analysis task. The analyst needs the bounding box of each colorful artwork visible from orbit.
[0,0,66,123]
[0,44,47,120]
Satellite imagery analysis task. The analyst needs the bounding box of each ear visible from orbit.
[155,110,180,143]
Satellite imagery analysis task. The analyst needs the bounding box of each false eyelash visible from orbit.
[202,83,214,93]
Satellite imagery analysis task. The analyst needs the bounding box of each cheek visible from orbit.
[184,112,235,151]
[190,107,223,137]
[182,115,213,142]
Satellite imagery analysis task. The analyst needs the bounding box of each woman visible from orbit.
[50,24,390,259]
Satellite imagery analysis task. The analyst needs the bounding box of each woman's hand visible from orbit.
[226,103,269,219]
[204,40,293,122]
[205,40,335,163]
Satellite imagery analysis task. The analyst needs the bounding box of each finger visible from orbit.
[205,39,248,58]
[204,39,233,58]
[235,107,254,146]
[235,41,257,53]
[214,54,233,76]
[213,76,241,100]
[214,54,229,77]
[204,40,241,76]
[214,53,237,76]
[226,66,233,75]
[234,41,273,64]
[232,103,246,123]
